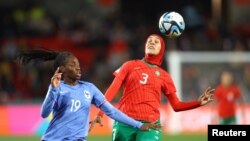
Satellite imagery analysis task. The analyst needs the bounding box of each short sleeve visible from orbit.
[91,84,106,107]
[113,61,131,81]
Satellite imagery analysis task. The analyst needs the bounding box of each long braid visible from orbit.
[16,50,59,65]
[16,49,73,69]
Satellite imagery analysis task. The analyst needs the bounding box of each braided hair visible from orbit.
[16,49,73,69]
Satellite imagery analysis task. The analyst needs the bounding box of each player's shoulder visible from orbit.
[79,81,101,94]
[231,84,240,91]
[123,60,140,65]
[232,84,239,88]
[215,85,223,90]
[157,67,171,77]
[215,85,226,93]
[120,60,140,68]
[156,68,175,84]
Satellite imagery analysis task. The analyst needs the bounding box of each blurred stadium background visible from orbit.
[0,0,249,141]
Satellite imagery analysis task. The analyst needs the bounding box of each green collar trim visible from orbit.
[141,59,157,68]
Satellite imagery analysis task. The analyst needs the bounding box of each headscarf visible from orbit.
[144,34,165,66]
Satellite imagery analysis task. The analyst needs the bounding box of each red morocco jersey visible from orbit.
[114,60,176,122]
[214,84,241,118]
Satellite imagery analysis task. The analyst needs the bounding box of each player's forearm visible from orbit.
[171,101,200,112]
[100,102,143,128]
[167,93,200,112]
[41,85,58,118]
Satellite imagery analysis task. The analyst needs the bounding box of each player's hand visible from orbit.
[51,67,62,88]
[139,122,161,131]
[199,87,214,106]
[89,115,103,132]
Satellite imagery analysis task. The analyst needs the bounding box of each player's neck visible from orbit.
[63,78,79,86]
[141,58,157,68]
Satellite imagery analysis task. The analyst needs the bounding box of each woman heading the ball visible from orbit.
[89,34,214,141]
[16,50,160,141]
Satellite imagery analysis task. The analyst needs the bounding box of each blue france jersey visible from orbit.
[41,81,105,141]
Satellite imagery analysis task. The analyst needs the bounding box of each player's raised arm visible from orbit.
[16,50,62,119]
[166,87,214,112]
[51,67,63,88]
[40,68,62,118]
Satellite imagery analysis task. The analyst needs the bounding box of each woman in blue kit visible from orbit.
[17,50,160,141]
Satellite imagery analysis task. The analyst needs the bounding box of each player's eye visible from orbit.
[68,63,75,67]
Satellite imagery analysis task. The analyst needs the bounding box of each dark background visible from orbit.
[0,0,249,104]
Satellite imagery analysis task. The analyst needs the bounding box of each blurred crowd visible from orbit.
[0,0,249,104]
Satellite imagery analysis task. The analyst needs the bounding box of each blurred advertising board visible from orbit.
[0,104,249,135]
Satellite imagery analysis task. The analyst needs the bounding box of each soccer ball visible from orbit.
[159,11,185,38]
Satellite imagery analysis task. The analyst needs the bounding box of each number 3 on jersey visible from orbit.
[140,73,148,84]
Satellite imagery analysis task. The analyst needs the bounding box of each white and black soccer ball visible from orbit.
[159,11,185,38]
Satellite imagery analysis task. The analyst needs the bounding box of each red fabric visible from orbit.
[144,34,165,66]
[214,85,241,118]
[100,60,200,122]
[98,77,123,117]
[166,92,200,112]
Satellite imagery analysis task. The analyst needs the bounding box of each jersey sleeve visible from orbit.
[162,73,200,111]
[166,92,200,112]
[113,61,131,81]
[99,102,143,128]
[41,85,59,118]
[91,84,106,107]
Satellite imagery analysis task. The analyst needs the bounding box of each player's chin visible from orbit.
[146,52,157,56]
[75,77,81,80]
[75,74,82,80]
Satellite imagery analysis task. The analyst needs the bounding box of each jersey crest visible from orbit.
[84,90,91,99]
[155,70,160,76]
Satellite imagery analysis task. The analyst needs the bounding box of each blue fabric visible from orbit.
[100,102,143,129]
[41,81,142,141]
